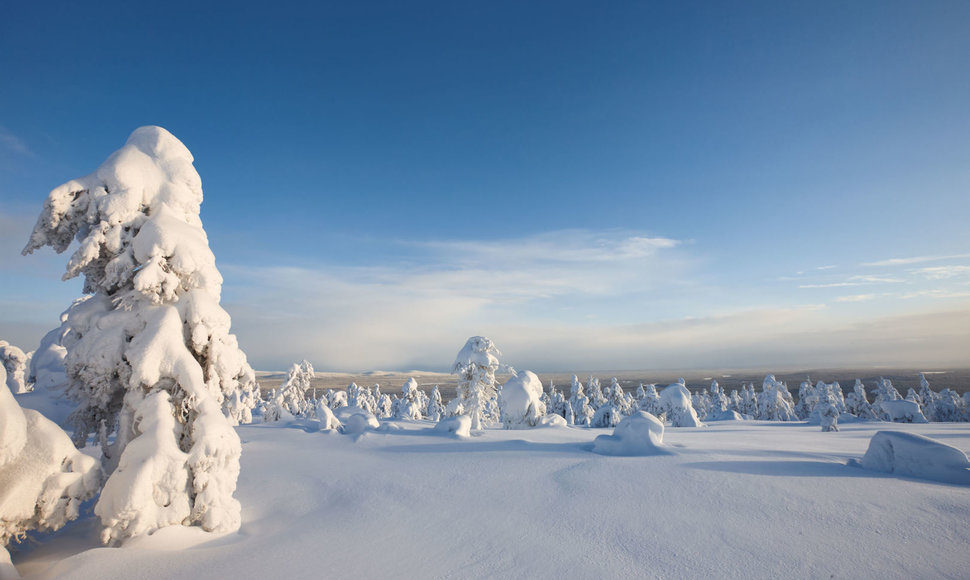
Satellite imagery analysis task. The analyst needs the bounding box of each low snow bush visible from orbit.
[434,415,472,438]
[878,400,928,424]
[592,411,671,456]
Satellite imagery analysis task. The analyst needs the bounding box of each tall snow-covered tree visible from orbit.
[845,379,877,419]
[452,336,501,430]
[22,126,257,542]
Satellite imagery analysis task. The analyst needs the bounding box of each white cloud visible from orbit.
[901,289,970,300]
[863,253,970,267]
[911,265,970,280]
[799,274,905,289]
[835,294,876,303]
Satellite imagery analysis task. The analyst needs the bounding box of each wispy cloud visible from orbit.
[863,253,970,267]
[911,265,970,280]
[799,275,904,289]
[901,289,970,300]
[835,294,877,303]
[0,126,32,157]
[816,265,837,270]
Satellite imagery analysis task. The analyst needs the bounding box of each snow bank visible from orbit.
[500,371,546,429]
[592,411,671,456]
[857,431,970,484]
[878,400,929,424]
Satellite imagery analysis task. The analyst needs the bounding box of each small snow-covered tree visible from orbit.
[692,389,712,421]
[426,385,445,421]
[586,376,606,410]
[1,366,100,549]
[278,360,315,417]
[758,375,798,421]
[499,371,546,428]
[933,389,966,422]
[452,336,501,430]
[818,402,839,432]
[395,378,425,420]
[22,126,256,542]
[872,378,902,420]
[709,380,728,416]
[739,383,759,418]
[658,380,702,427]
[637,383,661,416]
[845,380,877,420]
[795,379,817,420]
[0,341,29,394]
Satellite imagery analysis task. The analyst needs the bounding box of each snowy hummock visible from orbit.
[878,400,929,424]
[857,431,970,485]
[592,411,670,456]
[0,367,100,549]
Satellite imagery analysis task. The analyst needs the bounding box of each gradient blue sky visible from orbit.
[2,1,968,371]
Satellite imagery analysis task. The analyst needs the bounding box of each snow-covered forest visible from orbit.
[2,127,969,579]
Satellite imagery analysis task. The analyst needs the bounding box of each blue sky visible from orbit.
[1,1,968,371]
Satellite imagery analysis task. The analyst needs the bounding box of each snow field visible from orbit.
[12,420,970,579]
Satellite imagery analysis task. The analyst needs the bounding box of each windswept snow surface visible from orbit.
[10,421,970,579]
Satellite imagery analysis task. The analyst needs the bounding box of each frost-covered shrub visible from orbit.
[499,371,546,429]
[0,366,100,548]
[0,341,29,395]
[22,126,256,542]
[758,375,798,421]
[658,380,702,427]
[818,403,839,432]
[547,384,570,422]
[592,411,669,456]
[347,383,376,415]
[692,390,712,421]
[313,400,342,431]
[637,383,661,416]
[452,336,501,430]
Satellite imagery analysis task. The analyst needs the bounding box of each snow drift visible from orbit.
[857,431,970,485]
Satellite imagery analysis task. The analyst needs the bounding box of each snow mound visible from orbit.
[0,368,100,548]
[538,414,568,428]
[592,411,671,457]
[434,416,472,438]
[878,400,928,423]
[856,431,970,485]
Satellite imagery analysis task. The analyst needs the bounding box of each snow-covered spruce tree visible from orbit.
[708,380,728,417]
[426,385,444,422]
[758,375,798,421]
[452,336,501,430]
[795,379,817,420]
[691,389,712,421]
[845,380,877,420]
[395,377,425,420]
[739,383,759,418]
[658,380,702,427]
[568,375,593,425]
[1,365,100,552]
[22,126,257,542]
[872,377,902,420]
[0,341,29,394]
[278,360,315,417]
[637,383,661,416]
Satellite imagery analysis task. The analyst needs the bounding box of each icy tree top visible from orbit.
[22,126,221,302]
[452,336,501,373]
